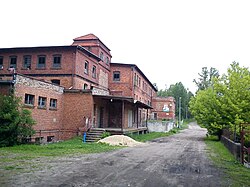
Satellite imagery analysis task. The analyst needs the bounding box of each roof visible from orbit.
[110,63,158,92]
[93,95,153,109]
[0,45,101,61]
[73,33,99,41]
[73,33,111,52]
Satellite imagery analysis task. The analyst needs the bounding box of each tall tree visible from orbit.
[193,67,219,91]
[0,94,36,147]
[190,62,250,140]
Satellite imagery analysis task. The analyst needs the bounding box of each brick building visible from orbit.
[151,97,175,120]
[0,33,174,142]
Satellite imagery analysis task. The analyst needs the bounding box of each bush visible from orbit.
[0,94,36,147]
[101,132,111,139]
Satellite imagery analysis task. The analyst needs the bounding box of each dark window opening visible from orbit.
[84,61,89,74]
[0,56,3,70]
[37,56,46,68]
[113,71,120,81]
[53,55,61,68]
[47,136,54,142]
[92,65,96,78]
[10,56,17,69]
[51,79,60,85]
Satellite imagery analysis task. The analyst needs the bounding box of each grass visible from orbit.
[0,137,121,170]
[205,136,250,187]
[128,119,191,142]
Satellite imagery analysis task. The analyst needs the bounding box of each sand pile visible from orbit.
[98,135,144,147]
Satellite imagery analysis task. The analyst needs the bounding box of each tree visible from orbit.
[189,62,250,140]
[193,67,219,91]
[0,94,36,147]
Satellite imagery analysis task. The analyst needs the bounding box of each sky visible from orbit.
[1,0,250,94]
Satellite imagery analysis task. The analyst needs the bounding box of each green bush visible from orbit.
[101,132,111,139]
[0,94,36,147]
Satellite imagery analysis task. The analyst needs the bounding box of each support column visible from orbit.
[146,109,148,127]
[121,100,124,132]
[137,106,139,128]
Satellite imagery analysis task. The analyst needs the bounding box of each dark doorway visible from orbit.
[99,107,104,128]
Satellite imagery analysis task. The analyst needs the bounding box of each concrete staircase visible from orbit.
[86,128,106,142]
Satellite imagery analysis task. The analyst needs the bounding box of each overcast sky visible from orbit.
[1,0,250,93]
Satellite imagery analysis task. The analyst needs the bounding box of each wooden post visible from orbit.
[121,100,124,132]
[146,109,148,127]
[137,106,139,128]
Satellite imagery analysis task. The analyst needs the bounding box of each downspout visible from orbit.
[72,50,76,88]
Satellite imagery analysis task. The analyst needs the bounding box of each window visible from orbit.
[105,57,109,64]
[0,56,3,70]
[92,65,96,78]
[50,98,57,109]
[100,52,104,61]
[24,94,35,105]
[53,55,61,68]
[38,96,46,108]
[9,56,17,69]
[37,55,46,68]
[23,55,31,69]
[47,136,54,142]
[84,61,89,74]
[113,71,120,81]
[51,79,60,85]
[83,83,88,90]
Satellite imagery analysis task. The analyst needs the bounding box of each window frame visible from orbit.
[92,65,96,78]
[0,56,3,70]
[100,52,104,61]
[9,56,17,69]
[38,96,47,108]
[113,71,120,81]
[23,55,32,69]
[24,94,35,106]
[52,55,61,68]
[84,61,89,74]
[37,55,46,69]
[49,98,57,109]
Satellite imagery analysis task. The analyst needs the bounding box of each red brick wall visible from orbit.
[0,47,75,75]
[152,97,175,120]
[14,75,64,142]
[62,91,93,133]
[109,65,133,97]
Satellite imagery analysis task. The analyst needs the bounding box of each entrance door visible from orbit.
[99,107,104,128]
[128,110,133,128]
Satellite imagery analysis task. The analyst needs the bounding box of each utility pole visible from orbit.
[178,97,181,128]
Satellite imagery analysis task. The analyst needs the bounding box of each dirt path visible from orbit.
[8,122,227,187]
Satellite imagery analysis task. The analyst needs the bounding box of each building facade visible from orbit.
[0,34,175,142]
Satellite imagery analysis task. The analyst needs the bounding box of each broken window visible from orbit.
[37,55,46,68]
[23,55,31,69]
[38,96,46,108]
[53,55,61,68]
[50,98,57,109]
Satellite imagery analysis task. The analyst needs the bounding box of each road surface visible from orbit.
[9,122,228,187]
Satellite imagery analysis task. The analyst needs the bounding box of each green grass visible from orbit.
[0,137,121,165]
[205,136,250,187]
[128,119,191,142]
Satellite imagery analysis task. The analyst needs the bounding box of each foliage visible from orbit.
[190,62,250,140]
[101,132,111,139]
[193,67,219,91]
[205,136,250,186]
[0,94,36,147]
[157,82,194,119]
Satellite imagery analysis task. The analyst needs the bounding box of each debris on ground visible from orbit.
[98,135,144,147]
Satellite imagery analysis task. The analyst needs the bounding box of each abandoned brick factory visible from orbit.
[0,34,175,143]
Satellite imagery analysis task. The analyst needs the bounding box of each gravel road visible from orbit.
[8,122,228,187]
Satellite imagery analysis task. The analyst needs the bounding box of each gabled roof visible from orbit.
[73,33,111,52]
[110,63,158,92]
[73,33,99,41]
